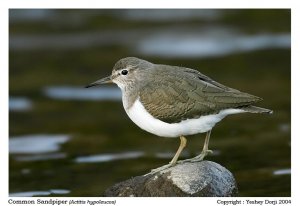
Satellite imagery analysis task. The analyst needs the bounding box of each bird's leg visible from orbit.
[169,136,187,165]
[192,130,213,161]
[145,136,187,176]
[178,130,213,163]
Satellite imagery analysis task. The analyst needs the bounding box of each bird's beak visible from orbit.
[85,75,113,88]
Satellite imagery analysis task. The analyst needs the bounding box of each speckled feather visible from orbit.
[137,64,262,123]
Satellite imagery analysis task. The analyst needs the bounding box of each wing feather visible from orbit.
[139,66,261,123]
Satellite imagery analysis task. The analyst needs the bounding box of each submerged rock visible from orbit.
[103,161,238,197]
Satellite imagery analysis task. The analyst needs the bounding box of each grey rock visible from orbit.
[103,161,238,197]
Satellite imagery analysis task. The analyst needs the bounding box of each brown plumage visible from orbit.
[136,62,271,123]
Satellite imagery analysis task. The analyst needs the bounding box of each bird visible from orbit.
[86,57,272,174]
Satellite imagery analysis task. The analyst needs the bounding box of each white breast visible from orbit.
[124,98,245,138]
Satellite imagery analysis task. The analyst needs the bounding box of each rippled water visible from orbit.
[273,169,291,176]
[137,30,290,58]
[10,189,70,197]
[9,28,290,59]
[10,134,70,154]
[10,135,70,162]
[9,97,32,111]
[44,86,121,101]
[75,151,144,163]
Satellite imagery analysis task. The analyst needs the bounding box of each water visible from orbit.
[75,151,144,163]
[10,134,70,162]
[10,189,70,197]
[10,30,139,51]
[273,169,291,176]
[120,9,221,21]
[44,86,121,101]
[14,153,67,162]
[137,31,290,58]
[9,27,290,59]
[9,134,70,154]
[9,10,55,23]
[9,97,32,111]
[9,9,291,197]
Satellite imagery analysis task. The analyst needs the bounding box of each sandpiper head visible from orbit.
[85,57,153,90]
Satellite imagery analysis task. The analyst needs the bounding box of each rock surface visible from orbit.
[103,161,238,197]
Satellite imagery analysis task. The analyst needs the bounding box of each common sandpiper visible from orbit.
[86,57,272,174]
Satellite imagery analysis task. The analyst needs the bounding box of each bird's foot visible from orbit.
[144,163,175,176]
[178,149,213,164]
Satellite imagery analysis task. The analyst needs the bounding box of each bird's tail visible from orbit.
[242,106,273,114]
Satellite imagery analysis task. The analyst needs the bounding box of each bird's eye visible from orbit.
[121,70,128,75]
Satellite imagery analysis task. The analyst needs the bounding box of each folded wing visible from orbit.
[139,66,262,123]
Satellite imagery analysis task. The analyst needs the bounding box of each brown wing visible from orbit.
[139,66,261,123]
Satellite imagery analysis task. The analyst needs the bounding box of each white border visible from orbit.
[3,0,293,9]
[291,4,299,204]
[1,1,296,205]
[0,4,9,204]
